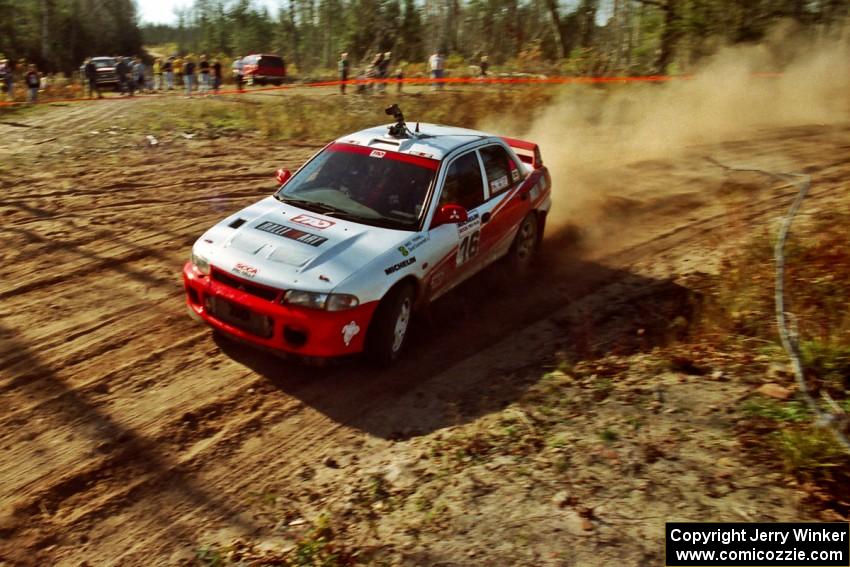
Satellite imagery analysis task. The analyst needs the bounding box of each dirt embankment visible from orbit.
[0,76,848,566]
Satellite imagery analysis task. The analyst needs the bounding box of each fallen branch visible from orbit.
[706,157,849,454]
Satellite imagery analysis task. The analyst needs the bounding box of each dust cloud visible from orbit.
[486,27,850,241]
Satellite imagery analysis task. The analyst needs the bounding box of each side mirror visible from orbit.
[431,204,468,228]
[275,168,292,185]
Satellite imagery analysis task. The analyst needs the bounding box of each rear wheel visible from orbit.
[507,213,539,275]
[366,283,415,366]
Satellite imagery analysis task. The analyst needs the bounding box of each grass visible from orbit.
[773,427,850,479]
[742,398,811,423]
[117,86,558,142]
[195,514,359,566]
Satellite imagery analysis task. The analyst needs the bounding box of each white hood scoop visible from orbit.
[268,246,313,267]
[226,232,272,256]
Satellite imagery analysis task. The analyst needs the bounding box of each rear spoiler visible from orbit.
[502,137,543,169]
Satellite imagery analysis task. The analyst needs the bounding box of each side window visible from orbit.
[440,152,485,211]
[479,145,520,198]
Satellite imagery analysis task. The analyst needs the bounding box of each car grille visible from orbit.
[211,270,281,301]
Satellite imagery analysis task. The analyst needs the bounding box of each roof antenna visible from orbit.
[385,104,408,138]
[415,122,420,133]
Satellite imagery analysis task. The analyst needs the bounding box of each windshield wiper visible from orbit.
[277,195,365,221]
[276,195,336,213]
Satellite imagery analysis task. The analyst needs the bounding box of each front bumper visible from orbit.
[183,262,377,357]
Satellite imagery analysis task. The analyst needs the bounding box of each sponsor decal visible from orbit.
[255,221,328,247]
[290,213,335,230]
[232,262,258,278]
[511,169,521,182]
[457,211,481,237]
[398,245,409,257]
[385,257,416,275]
[402,234,428,252]
[489,174,510,193]
[342,320,361,346]
[369,150,386,158]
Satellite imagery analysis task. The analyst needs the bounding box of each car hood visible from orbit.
[196,196,411,292]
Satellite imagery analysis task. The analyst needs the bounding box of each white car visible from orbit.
[183,107,552,364]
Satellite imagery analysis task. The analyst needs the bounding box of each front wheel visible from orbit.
[507,213,539,275]
[366,283,415,366]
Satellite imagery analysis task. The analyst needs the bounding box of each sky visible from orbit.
[137,0,280,26]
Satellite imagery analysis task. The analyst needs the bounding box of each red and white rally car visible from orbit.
[183,106,551,364]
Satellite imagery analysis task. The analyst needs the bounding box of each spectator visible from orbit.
[212,59,222,94]
[25,64,39,103]
[395,63,404,93]
[173,55,184,88]
[0,59,12,100]
[480,55,489,77]
[153,57,162,90]
[232,55,244,92]
[199,54,210,94]
[429,50,445,90]
[370,52,384,94]
[84,57,102,99]
[163,56,174,90]
[378,51,391,93]
[133,58,145,94]
[338,52,349,95]
[183,57,195,96]
[115,56,128,95]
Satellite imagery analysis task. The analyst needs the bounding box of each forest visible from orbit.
[1,0,848,75]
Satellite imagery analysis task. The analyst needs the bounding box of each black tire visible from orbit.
[507,213,539,276]
[366,283,415,366]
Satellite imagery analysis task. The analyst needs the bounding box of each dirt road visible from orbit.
[1,97,848,565]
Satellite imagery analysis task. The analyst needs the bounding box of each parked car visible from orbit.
[241,54,286,86]
[79,57,120,88]
[183,106,552,364]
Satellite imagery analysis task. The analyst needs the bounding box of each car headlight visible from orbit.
[191,251,210,275]
[283,290,359,311]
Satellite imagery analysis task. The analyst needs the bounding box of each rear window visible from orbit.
[259,56,284,68]
[93,59,115,68]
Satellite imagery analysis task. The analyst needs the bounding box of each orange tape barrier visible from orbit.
[0,72,784,108]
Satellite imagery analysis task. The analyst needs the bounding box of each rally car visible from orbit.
[183,106,551,364]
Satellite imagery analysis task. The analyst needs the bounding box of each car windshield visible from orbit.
[275,143,437,231]
[94,59,115,68]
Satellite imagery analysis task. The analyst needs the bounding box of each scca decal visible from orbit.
[232,263,258,278]
[385,257,416,275]
[290,213,335,230]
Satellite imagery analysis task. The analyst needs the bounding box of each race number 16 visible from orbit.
[457,231,480,266]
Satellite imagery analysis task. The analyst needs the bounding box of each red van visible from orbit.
[242,54,286,86]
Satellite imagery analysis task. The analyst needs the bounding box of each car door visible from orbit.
[425,150,487,299]
[476,143,527,266]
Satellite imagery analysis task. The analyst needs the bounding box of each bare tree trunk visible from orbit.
[42,0,51,65]
[655,0,678,74]
[544,0,568,59]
